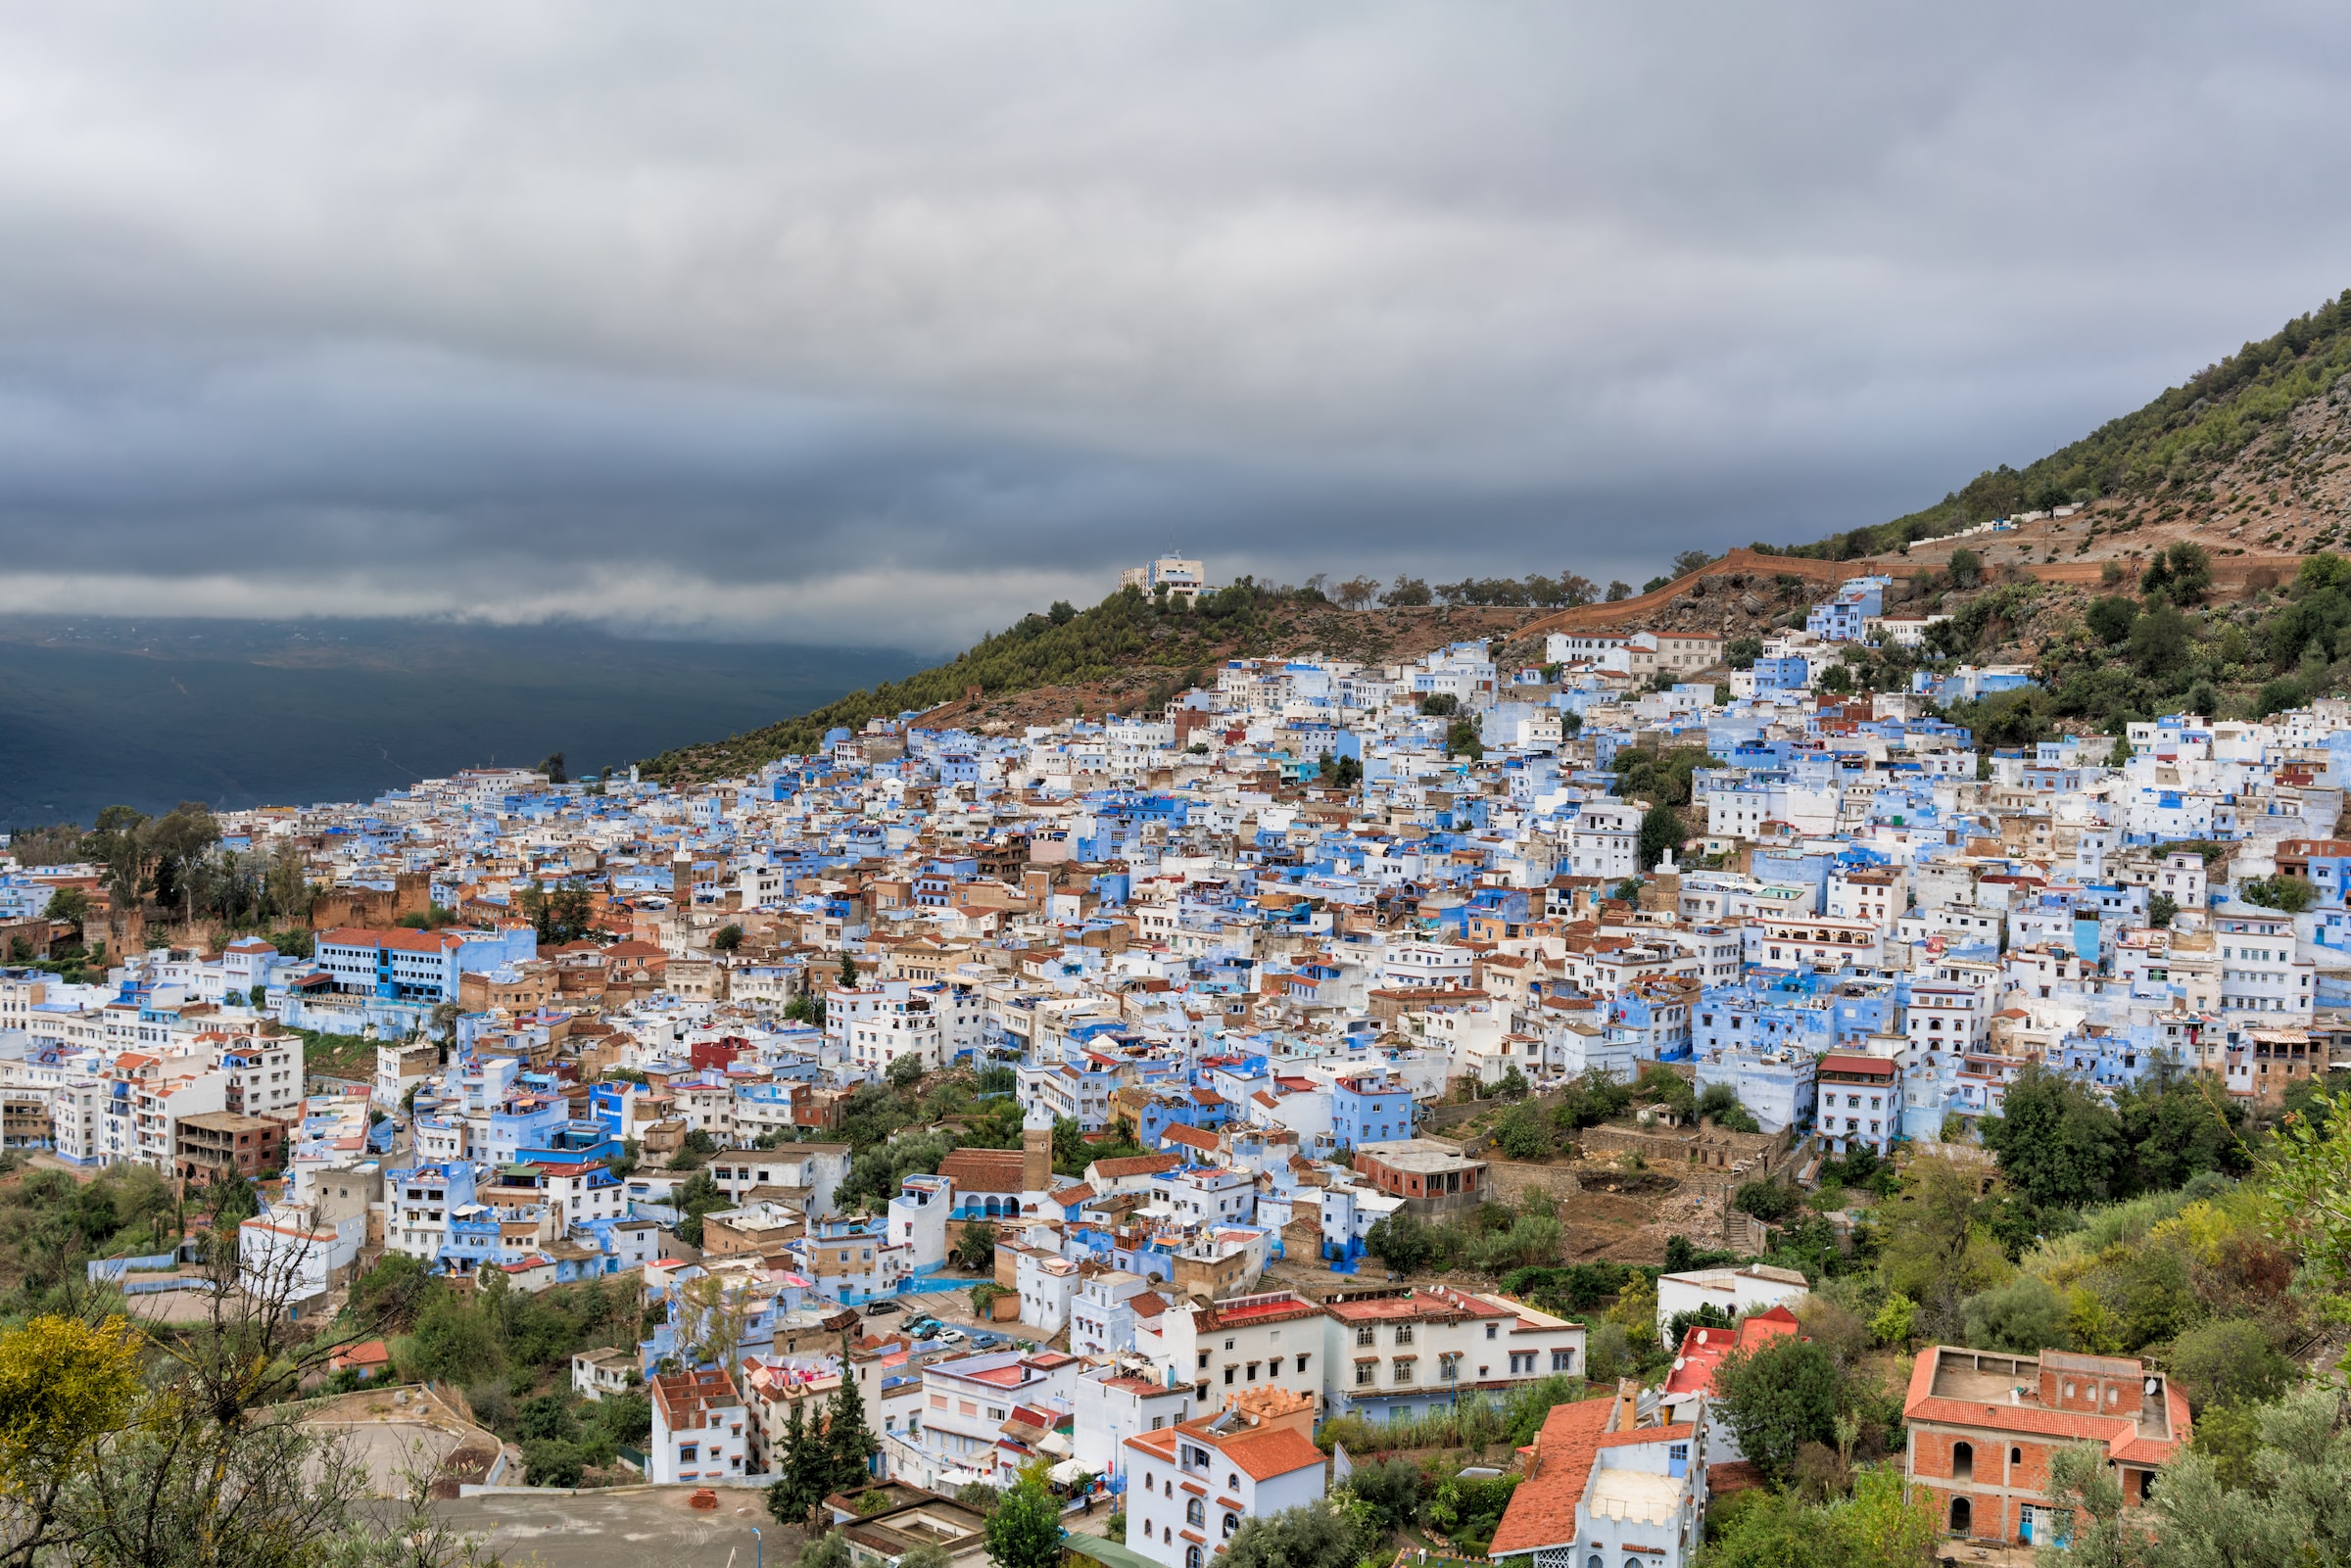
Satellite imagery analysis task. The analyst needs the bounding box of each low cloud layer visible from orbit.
[1,2,2347,648]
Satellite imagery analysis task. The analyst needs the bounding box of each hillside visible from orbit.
[644,289,2351,783]
[640,591,1540,782]
[1770,285,2351,565]
[637,573,1840,783]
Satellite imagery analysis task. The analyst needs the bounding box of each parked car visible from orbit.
[937,1328,968,1345]
[865,1300,902,1316]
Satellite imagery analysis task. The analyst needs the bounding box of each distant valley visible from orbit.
[0,615,921,826]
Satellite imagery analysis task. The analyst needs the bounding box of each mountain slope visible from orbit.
[637,589,1554,782]
[645,289,2351,783]
[1774,286,2351,563]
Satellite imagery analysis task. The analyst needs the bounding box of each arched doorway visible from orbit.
[1952,1441,1974,1481]
[1949,1497,1972,1536]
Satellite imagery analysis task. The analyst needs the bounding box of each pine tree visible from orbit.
[823,1333,880,1494]
[765,1398,825,1526]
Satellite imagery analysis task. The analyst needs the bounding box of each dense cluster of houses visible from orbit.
[0,571,2328,1550]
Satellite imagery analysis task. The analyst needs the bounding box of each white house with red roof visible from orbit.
[1658,1307,1800,1461]
[1654,1265,1809,1336]
[1123,1386,1323,1568]
[1489,1383,1708,1568]
[895,1349,1082,1492]
[1133,1289,1326,1416]
[1074,1360,1195,1480]
[1815,1051,1901,1156]
[1319,1285,1586,1426]
[1070,1268,1164,1358]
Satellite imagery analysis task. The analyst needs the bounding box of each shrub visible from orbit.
[1365,1212,1445,1274]
[1711,1337,1841,1488]
[1695,1081,1760,1133]
[523,1437,587,1488]
[1493,1104,1555,1161]
[1734,1181,1799,1223]
[2240,875,2320,913]
[1346,1455,1425,1532]
[1959,1274,2067,1353]
[2168,1319,2292,1411]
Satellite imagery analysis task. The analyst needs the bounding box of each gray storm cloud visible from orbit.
[0,0,2346,648]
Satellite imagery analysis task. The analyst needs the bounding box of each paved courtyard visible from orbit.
[434,1488,790,1568]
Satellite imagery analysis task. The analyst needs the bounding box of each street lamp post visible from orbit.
[752,1527,761,1568]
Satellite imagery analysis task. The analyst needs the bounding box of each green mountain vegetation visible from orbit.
[1762,286,2351,561]
[639,578,1321,781]
[638,291,2351,782]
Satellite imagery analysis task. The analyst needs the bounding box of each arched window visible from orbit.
[1587,1556,1604,1568]
[1186,1498,1205,1527]
[1223,1514,1240,1537]
[1186,1548,1202,1568]
[1950,1497,1972,1536]
[2011,1448,2023,1468]
[1952,1441,1974,1481]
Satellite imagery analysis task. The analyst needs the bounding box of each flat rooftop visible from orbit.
[1357,1139,1481,1171]
[1585,1466,1681,1526]
[1930,1350,2039,1404]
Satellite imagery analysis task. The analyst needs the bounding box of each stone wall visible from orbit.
[1481,1160,1583,1207]
[1577,1119,1794,1202]
[309,871,431,930]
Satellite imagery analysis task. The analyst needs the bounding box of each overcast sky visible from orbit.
[0,2,2347,650]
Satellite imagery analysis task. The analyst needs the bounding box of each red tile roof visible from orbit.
[1489,1396,1615,1556]
[1217,1425,1323,1483]
[1663,1305,1801,1397]
[1819,1051,1895,1077]
[938,1149,1027,1193]
[318,927,465,954]
[1089,1153,1182,1180]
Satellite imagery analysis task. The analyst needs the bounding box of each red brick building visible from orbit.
[1350,1140,1484,1212]
[1904,1346,2187,1545]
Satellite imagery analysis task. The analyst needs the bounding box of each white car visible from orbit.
[937,1327,968,1344]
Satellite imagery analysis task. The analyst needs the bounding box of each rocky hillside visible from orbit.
[1767,286,2351,568]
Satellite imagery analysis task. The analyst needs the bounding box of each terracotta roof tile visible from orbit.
[1090,1153,1182,1179]
[1214,1425,1323,1484]
[938,1149,1027,1193]
[1488,1396,1614,1556]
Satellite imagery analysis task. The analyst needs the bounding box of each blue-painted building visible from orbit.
[1331,1074,1415,1149]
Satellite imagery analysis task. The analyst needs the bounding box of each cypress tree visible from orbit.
[823,1333,880,1494]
